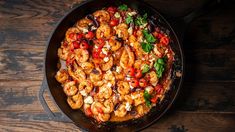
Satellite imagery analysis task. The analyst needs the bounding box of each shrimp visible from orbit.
[67,92,83,109]
[103,70,115,86]
[97,83,113,99]
[76,18,92,29]
[89,67,104,86]
[114,72,125,80]
[129,35,137,44]
[115,23,129,40]
[96,24,111,39]
[80,62,94,74]
[63,81,78,96]
[109,36,122,51]
[78,80,93,94]
[117,81,130,95]
[131,91,145,106]
[146,71,158,86]
[93,10,110,23]
[55,69,69,84]
[114,103,127,117]
[133,59,143,70]
[83,104,93,117]
[136,104,145,117]
[119,94,133,104]
[120,45,135,69]
[101,56,114,71]
[58,47,70,60]
[96,113,110,122]
[68,63,86,83]
[74,49,89,63]
[65,27,81,42]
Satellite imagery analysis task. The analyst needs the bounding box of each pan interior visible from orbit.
[45,0,183,131]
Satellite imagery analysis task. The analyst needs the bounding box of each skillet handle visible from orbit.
[38,78,72,122]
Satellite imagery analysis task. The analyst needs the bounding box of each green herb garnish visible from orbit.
[142,64,150,74]
[154,57,167,78]
[135,13,148,26]
[144,90,151,107]
[125,14,133,24]
[142,29,156,43]
[141,42,153,53]
[118,4,128,11]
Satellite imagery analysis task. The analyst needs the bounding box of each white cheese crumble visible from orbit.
[78,27,88,34]
[104,41,111,49]
[116,66,122,73]
[130,43,134,47]
[128,26,133,35]
[80,90,87,96]
[84,96,93,104]
[125,102,132,111]
[107,82,112,88]
[126,76,131,81]
[91,26,97,31]
[114,12,121,18]
[145,86,154,94]
[101,47,108,55]
[127,11,137,16]
[129,82,134,89]
[103,57,109,62]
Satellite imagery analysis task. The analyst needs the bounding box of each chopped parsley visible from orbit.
[118,4,128,11]
[125,14,133,24]
[141,42,153,53]
[142,64,150,74]
[154,57,167,78]
[144,90,151,107]
[142,29,156,43]
[135,13,148,26]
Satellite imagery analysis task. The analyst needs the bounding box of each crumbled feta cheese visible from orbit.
[78,27,88,34]
[114,12,121,18]
[104,41,111,49]
[103,57,109,62]
[145,86,154,94]
[125,102,132,111]
[101,47,108,55]
[116,66,122,73]
[94,45,98,49]
[80,90,87,96]
[128,26,133,35]
[126,76,131,81]
[130,43,134,47]
[129,83,134,89]
[107,82,112,88]
[84,96,93,104]
[127,11,137,16]
[91,26,97,31]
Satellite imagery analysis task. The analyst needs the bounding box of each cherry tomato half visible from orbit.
[72,41,79,49]
[76,33,83,40]
[135,70,142,79]
[160,36,169,46]
[80,41,89,49]
[85,31,95,39]
[110,19,119,26]
[126,67,135,77]
[107,6,117,14]
[150,95,158,103]
[85,107,93,117]
[130,78,139,87]
[139,78,147,87]
[155,84,163,94]
[94,38,105,49]
[69,33,76,41]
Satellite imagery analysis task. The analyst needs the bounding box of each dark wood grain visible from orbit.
[0,0,234,131]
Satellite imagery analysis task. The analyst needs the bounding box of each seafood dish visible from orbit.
[55,4,174,123]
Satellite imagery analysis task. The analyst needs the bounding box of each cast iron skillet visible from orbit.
[38,0,220,131]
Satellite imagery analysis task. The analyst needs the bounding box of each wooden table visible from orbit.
[0,0,234,131]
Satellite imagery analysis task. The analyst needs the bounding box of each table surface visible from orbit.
[0,0,235,131]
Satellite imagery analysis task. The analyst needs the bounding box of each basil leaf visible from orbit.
[125,14,133,24]
[135,13,148,26]
[154,58,166,78]
[142,64,150,74]
[144,90,151,107]
[142,29,156,43]
[141,42,153,53]
[118,4,128,11]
